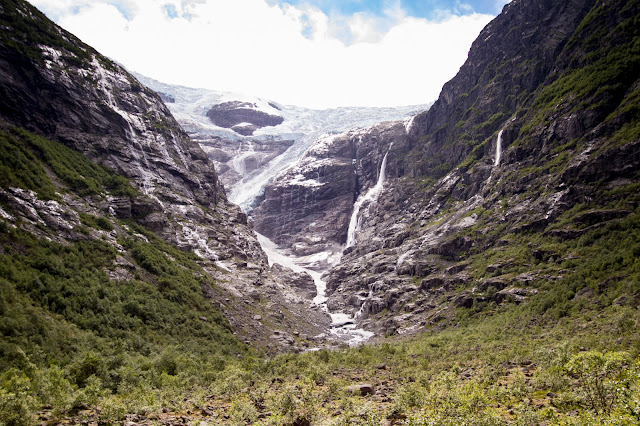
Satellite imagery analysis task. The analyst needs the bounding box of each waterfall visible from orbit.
[494,129,504,167]
[354,282,375,319]
[346,143,393,248]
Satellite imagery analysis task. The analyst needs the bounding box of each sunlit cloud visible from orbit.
[30,0,494,108]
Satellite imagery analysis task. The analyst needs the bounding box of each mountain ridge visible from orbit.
[0,0,335,359]
[251,0,640,338]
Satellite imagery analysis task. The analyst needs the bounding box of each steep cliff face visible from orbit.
[252,120,410,255]
[0,0,331,352]
[405,0,599,178]
[252,0,640,336]
[328,0,639,335]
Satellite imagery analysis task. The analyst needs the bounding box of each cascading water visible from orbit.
[256,232,374,346]
[93,56,163,205]
[494,129,504,166]
[346,143,393,248]
[354,282,375,319]
[322,144,396,331]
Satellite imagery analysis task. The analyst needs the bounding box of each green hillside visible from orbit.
[0,0,639,424]
[0,127,247,424]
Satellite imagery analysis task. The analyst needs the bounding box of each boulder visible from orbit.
[344,384,375,396]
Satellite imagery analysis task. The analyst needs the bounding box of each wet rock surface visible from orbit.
[252,121,410,251]
[246,0,640,338]
[0,3,332,353]
[197,135,294,192]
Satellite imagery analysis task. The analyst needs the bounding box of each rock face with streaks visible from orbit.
[251,121,410,256]
[249,0,640,337]
[0,0,330,352]
[198,136,295,191]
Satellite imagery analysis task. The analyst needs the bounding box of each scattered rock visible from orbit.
[344,384,375,396]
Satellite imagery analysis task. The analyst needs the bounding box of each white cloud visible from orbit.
[30,0,493,108]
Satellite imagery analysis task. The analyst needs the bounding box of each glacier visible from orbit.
[135,73,428,212]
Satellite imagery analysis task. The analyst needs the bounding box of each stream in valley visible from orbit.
[255,232,374,346]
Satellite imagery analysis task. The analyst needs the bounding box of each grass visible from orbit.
[0,127,135,199]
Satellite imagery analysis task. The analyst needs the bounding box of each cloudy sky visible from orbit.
[31,0,510,108]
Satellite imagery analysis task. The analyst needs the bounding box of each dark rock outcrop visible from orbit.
[206,101,284,135]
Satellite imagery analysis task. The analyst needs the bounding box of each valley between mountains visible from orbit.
[1,0,639,424]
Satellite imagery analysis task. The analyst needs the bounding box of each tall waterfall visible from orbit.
[494,129,504,167]
[346,143,393,248]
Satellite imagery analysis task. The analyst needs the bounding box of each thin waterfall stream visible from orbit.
[494,129,504,166]
[346,143,393,247]
[253,145,395,346]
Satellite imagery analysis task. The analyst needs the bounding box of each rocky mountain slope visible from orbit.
[0,0,332,353]
[255,0,640,335]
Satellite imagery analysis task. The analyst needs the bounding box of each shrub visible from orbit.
[0,370,36,426]
[564,350,632,414]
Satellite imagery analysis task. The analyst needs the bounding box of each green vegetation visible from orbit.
[0,0,639,423]
[0,126,248,424]
[513,0,640,152]
[79,212,113,231]
[0,130,57,200]
[0,124,637,423]
[0,0,95,67]
[0,127,135,199]
[0,223,248,421]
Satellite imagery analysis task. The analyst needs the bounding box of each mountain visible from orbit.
[254,0,640,336]
[134,74,427,212]
[1,0,639,423]
[0,0,342,372]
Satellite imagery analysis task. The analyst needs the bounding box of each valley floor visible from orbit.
[33,299,640,426]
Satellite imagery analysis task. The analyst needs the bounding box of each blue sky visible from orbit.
[276,0,508,19]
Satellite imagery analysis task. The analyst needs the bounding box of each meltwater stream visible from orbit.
[494,129,504,167]
[255,233,374,346]
[346,143,393,247]
[252,146,397,346]
[347,142,393,247]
